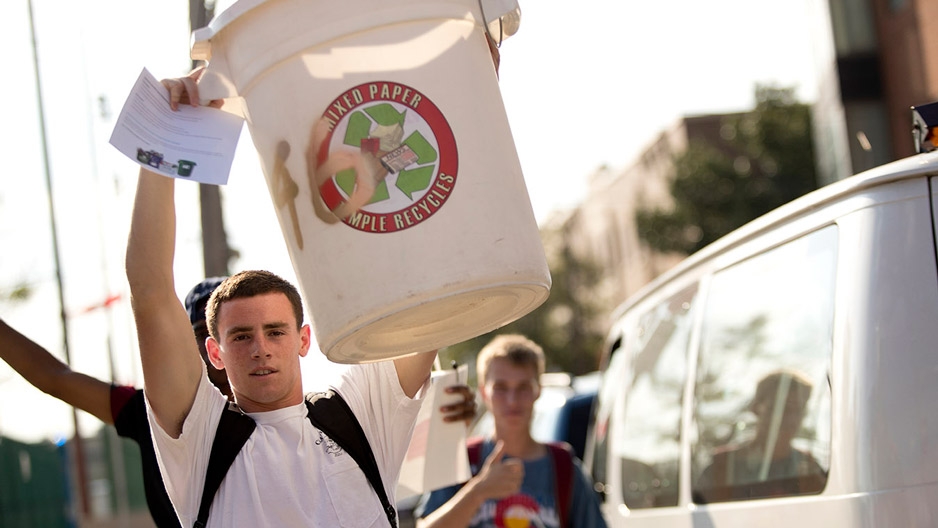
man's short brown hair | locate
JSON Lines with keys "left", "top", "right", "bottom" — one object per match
{"left": 476, "top": 334, "right": 545, "bottom": 385}
{"left": 205, "top": 270, "right": 304, "bottom": 341}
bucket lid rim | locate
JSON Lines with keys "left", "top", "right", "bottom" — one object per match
{"left": 192, "top": 0, "right": 268, "bottom": 44}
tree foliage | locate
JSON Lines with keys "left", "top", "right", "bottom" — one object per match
{"left": 438, "top": 223, "right": 606, "bottom": 383}
{"left": 0, "top": 196, "right": 33, "bottom": 303}
{"left": 637, "top": 85, "right": 818, "bottom": 255}
{"left": 1, "top": 283, "right": 32, "bottom": 303}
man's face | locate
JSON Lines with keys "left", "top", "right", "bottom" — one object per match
{"left": 481, "top": 358, "right": 540, "bottom": 434}
{"left": 206, "top": 292, "right": 310, "bottom": 412}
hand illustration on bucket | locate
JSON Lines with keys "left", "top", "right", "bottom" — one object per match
{"left": 307, "top": 117, "right": 377, "bottom": 224}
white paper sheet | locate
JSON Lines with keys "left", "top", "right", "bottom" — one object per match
{"left": 109, "top": 68, "right": 244, "bottom": 185}
{"left": 397, "top": 363, "right": 472, "bottom": 500}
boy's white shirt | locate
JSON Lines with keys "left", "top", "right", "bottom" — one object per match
{"left": 147, "top": 360, "right": 426, "bottom": 527}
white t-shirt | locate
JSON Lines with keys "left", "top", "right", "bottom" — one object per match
{"left": 147, "top": 360, "right": 425, "bottom": 527}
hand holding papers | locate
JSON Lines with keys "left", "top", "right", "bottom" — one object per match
{"left": 109, "top": 68, "right": 243, "bottom": 185}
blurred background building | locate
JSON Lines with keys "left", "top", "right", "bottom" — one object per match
{"left": 556, "top": 0, "right": 938, "bottom": 344}
{"left": 811, "top": 0, "right": 938, "bottom": 184}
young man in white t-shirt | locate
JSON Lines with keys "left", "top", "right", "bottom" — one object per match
{"left": 125, "top": 69, "right": 438, "bottom": 527}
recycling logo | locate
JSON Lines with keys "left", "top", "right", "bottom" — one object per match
{"left": 317, "top": 81, "right": 458, "bottom": 233}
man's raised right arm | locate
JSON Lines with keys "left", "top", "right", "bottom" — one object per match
{"left": 126, "top": 165, "right": 204, "bottom": 438}
{"left": 125, "top": 69, "right": 226, "bottom": 437}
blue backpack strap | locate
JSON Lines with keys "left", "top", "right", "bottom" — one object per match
{"left": 306, "top": 390, "right": 398, "bottom": 528}
{"left": 547, "top": 442, "right": 575, "bottom": 528}
{"left": 195, "top": 403, "right": 256, "bottom": 528}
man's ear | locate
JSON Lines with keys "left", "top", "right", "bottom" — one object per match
{"left": 206, "top": 337, "right": 225, "bottom": 369}
{"left": 298, "top": 324, "right": 311, "bottom": 358}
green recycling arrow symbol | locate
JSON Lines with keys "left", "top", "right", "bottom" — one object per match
{"left": 335, "top": 105, "right": 438, "bottom": 204}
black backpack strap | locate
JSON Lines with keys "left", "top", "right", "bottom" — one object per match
{"left": 306, "top": 390, "right": 398, "bottom": 528}
{"left": 194, "top": 403, "right": 256, "bottom": 528}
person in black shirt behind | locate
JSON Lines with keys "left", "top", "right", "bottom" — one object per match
{"left": 0, "top": 277, "right": 228, "bottom": 528}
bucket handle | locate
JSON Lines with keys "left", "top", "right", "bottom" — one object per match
{"left": 477, "top": 0, "right": 521, "bottom": 47}
{"left": 477, "top": 0, "right": 505, "bottom": 48}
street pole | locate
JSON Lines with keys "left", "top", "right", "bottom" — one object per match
{"left": 26, "top": 0, "right": 90, "bottom": 519}
{"left": 189, "top": 0, "right": 233, "bottom": 277}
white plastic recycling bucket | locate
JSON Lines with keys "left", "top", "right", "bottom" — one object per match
{"left": 192, "top": 0, "right": 549, "bottom": 363}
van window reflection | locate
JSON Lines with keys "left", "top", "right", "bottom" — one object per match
{"left": 692, "top": 226, "right": 836, "bottom": 503}
{"left": 694, "top": 370, "right": 826, "bottom": 501}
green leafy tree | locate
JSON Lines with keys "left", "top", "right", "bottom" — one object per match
{"left": 439, "top": 223, "right": 605, "bottom": 383}
{"left": 637, "top": 85, "right": 817, "bottom": 254}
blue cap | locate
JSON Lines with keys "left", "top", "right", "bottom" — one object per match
{"left": 184, "top": 276, "right": 227, "bottom": 325}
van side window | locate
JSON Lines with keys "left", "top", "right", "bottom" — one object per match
{"left": 692, "top": 226, "right": 836, "bottom": 503}
{"left": 616, "top": 284, "right": 698, "bottom": 509}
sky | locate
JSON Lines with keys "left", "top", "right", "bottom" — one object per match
{"left": 0, "top": 0, "right": 818, "bottom": 443}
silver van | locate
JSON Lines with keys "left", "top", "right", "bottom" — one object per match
{"left": 584, "top": 147, "right": 938, "bottom": 526}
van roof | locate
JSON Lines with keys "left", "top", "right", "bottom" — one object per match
{"left": 610, "top": 150, "right": 938, "bottom": 321}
